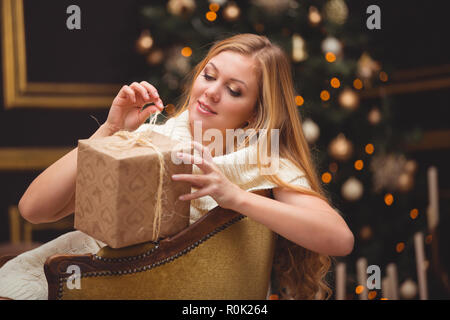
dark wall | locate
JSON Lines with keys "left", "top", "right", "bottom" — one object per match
{"left": 0, "top": 0, "right": 147, "bottom": 243}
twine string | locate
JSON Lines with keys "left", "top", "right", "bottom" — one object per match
{"left": 103, "top": 112, "right": 165, "bottom": 241}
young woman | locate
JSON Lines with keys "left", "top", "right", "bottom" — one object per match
{"left": 0, "top": 33, "right": 353, "bottom": 300}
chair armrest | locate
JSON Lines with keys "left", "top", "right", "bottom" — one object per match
{"left": 45, "top": 206, "right": 272, "bottom": 300}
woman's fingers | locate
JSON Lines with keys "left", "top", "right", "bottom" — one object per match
{"left": 176, "top": 152, "right": 214, "bottom": 173}
{"left": 130, "top": 82, "right": 150, "bottom": 105}
{"left": 138, "top": 105, "right": 158, "bottom": 122}
{"left": 118, "top": 82, "right": 164, "bottom": 111}
{"left": 122, "top": 85, "right": 136, "bottom": 104}
{"left": 178, "top": 188, "right": 212, "bottom": 201}
{"left": 129, "top": 81, "right": 165, "bottom": 111}
{"left": 140, "top": 81, "right": 158, "bottom": 99}
{"left": 191, "top": 141, "right": 214, "bottom": 162}
{"left": 140, "top": 81, "right": 164, "bottom": 111}
{"left": 172, "top": 174, "right": 209, "bottom": 188}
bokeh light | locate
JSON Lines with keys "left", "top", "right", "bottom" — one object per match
{"left": 209, "top": 3, "right": 220, "bottom": 12}
{"left": 295, "top": 95, "right": 304, "bottom": 106}
{"left": 353, "top": 78, "right": 363, "bottom": 90}
{"left": 354, "top": 160, "right": 364, "bottom": 170}
{"left": 355, "top": 285, "right": 364, "bottom": 295}
{"left": 410, "top": 208, "right": 419, "bottom": 219}
{"left": 322, "top": 172, "right": 332, "bottom": 183}
{"left": 325, "top": 52, "right": 336, "bottom": 63}
{"left": 330, "top": 77, "right": 341, "bottom": 88}
{"left": 329, "top": 162, "right": 338, "bottom": 173}
{"left": 365, "top": 143, "right": 375, "bottom": 154}
{"left": 181, "top": 47, "right": 192, "bottom": 57}
{"left": 320, "top": 90, "right": 330, "bottom": 101}
{"left": 384, "top": 193, "right": 394, "bottom": 206}
{"left": 379, "top": 71, "right": 388, "bottom": 82}
{"left": 368, "top": 291, "right": 377, "bottom": 300}
{"left": 396, "top": 242, "right": 405, "bottom": 253}
{"left": 206, "top": 11, "right": 217, "bottom": 21}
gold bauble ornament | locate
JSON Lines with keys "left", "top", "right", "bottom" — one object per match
{"left": 359, "top": 225, "right": 373, "bottom": 241}
{"left": 167, "top": 0, "right": 196, "bottom": 16}
{"left": 308, "top": 6, "right": 322, "bottom": 26}
{"left": 339, "top": 88, "right": 360, "bottom": 110}
{"left": 400, "top": 279, "right": 418, "bottom": 299}
{"left": 147, "top": 48, "right": 164, "bottom": 66}
{"left": 165, "top": 46, "right": 191, "bottom": 75}
{"left": 368, "top": 107, "right": 381, "bottom": 125}
{"left": 341, "top": 176, "right": 364, "bottom": 201}
{"left": 302, "top": 118, "right": 320, "bottom": 144}
{"left": 223, "top": 2, "right": 240, "bottom": 22}
{"left": 136, "top": 30, "right": 154, "bottom": 55}
{"left": 357, "top": 52, "right": 381, "bottom": 80}
{"left": 324, "top": 0, "right": 349, "bottom": 25}
{"left": 209, "top": 0, "right": 227, "bottom": 5}
{"left": 397, "top": 172, "right": 414, "bottom": 193}
{"left": 404, "top": 159, "right": 418, "bottom": 174}
{"left": 321, "top": 37, "right": 343, "bottom": 56}
{"left": 370, "top": 153, "right": 414, "bottom": 193}
{"left": 252, "top": 0, "right": 292, "bottom": 15}
{"left": 328, "top": 133, "right": 354, "bottom": 161}
{"left": 292, "top": 33, "right": 308, "bottom": 62}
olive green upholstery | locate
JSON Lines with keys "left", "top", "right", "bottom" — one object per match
{"left": 44, "top": 207, "right": 277, "bottom": 300}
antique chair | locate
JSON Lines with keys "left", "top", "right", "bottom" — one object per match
{"left": 1, "top": 204, "right": 278, "bottom": 300}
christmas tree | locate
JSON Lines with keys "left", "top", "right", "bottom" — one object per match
{"left": 133, "top": 0, "right": 442, "bottom": 299}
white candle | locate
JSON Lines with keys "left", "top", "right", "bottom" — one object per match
{"left": 414, "top": 232, "right": 428, "bottom": 300}
{"left": 427, "top": 166, "right": 439, "bottom": 232}
{"left": 386, "top": 263, "right": 399, "bottom": 300}
{"left": 356, "top": 257, "right": 368, "bottom": 300}
{"left": 382, "top": 277, "right": 391, "bottom": 299}
{"left": 335, "top": 262, "right": 346, "bottom": 300}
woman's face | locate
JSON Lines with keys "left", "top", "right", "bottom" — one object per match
{"left": 188, "top": 51, "right": 260, "bottom": 138}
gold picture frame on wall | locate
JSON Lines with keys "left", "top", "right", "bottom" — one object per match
{"left": 1, "top": 0, "right": 121, "bottom": 108}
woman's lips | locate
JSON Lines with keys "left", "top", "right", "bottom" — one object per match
{"left": 197, "top": 101, "right": 217, "bottom": 115}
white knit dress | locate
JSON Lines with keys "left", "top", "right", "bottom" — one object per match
{"left": 0, "top": 110, "right": 311, "bottom": 300}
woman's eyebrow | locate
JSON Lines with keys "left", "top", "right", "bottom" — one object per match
{"left": 208, "top": 62, "right": 248, "bottom": 89}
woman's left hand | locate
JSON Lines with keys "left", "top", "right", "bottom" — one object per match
{"left": 171, "top": 141, "right": 243, "bottom": 210}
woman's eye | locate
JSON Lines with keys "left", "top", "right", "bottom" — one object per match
{"left": 229, "top": 88, "right": 241, "bottom": 97}
{"left": 203, "top": 74, "right": 214, "bottom": 81}
{"left": 202, "top": 73, "right": 241, "bottom": 97}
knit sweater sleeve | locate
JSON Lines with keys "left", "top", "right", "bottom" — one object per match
{"left": 134, "top": 113, "right": 191, "bottom": 142}
{"left": 189, "top": 156, "right": 312, "bottom": 224}
{"left": 276, "top": 158, "right": 312, "bottom": 190}
{"left": 244, "top": 160, "right": 311, "bottom": 193}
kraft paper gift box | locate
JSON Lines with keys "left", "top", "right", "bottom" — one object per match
{"left": 74, "top": 130, "right": 192, "bottom": 248}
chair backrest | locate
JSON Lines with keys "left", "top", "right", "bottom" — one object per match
{"left": 45, "top": 206, "right": 277, "bottom": 300}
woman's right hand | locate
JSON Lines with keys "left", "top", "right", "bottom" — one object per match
{"left": 105, "top": 81, "right": 165, "bottom": 134}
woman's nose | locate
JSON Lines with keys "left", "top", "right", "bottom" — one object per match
{"left": 205, "top": 85, "right": 220, "bottom": 103}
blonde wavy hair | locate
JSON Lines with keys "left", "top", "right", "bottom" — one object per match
{"left": 171, "top": 33, "right": 333, "bottom": 299}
